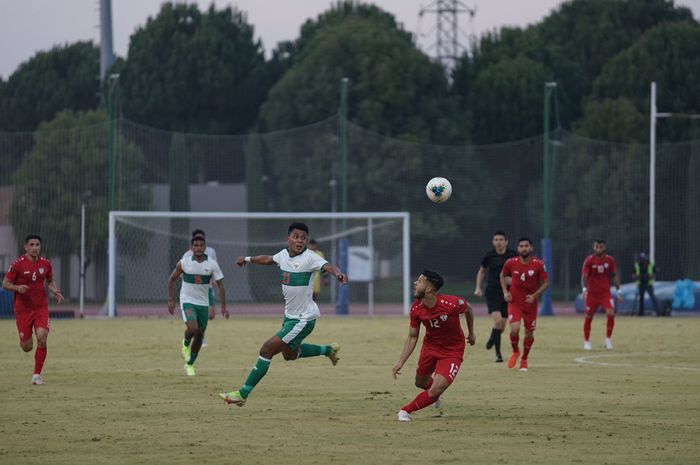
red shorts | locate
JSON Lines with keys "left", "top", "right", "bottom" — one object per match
{"left": 416, "top": 349, "right": 462, "bottom": 384}
{"left": 585, "top": 294, "right": 614, "bottom": 315}
{"left": 508, "top": 303, "right": 537, "bottom": 331}
{"left": 14, "top": 307, "right": 50, "bottom": 342}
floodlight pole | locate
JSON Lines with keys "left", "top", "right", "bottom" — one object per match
{"left": 540, "top": 82, "right": 557, "bottom": 316}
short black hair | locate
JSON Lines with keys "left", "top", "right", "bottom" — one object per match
{"left": 288, "top": 222, "right": 309, "bottom": 235}
{"left": 191, "top": 236, "right": 205, "bottom": 245}
{"left": 191, "top": 229, "right": 205, "bottom": 238}
{"left": 24, "top": 234, "right": 41, "bottom": 244}
{"left": 594, "top": 239, "right": 606, "bottom": 244}
{"left": 517, "top": 237, "right": 532, "bottom": 245}
{"left": 422, "top": 269, "right": 444, "bottom": 291}
{"left": 493, "top": 230, "right": 507, "bottom": 238}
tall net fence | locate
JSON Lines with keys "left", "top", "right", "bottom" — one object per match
{"left": 0, "top": 116, "right": 698, "bottom": 315}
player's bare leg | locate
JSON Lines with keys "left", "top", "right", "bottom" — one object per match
{"left": 583, "top": 310, "right": 594, "bottom": 350}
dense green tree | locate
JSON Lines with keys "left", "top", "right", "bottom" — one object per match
{"left": 10, "top": 109, "right": 150, "bottom": 291}
{"left": 591, "top": 21, "right": 700, "bottom": 141}
{"left": 0, "top": 41, "right": 100, "bottom": 131}
{"left": 453, "top": 0, "right": 694, "bottom": 141}
{"left": 119, "top": 2, "right": 269, "bottom": 134}
{"left": 573, "top": 98, "right": 646, "bottom": 142}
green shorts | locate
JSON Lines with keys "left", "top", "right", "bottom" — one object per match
{"left": 181, "top": 303, "right": 209, "bottom": 333}
{"left": 275, "top": 316, "right": 316, "bottom": 350}
{"left": 208, "top": 287, "right": 215, "bottom": 306}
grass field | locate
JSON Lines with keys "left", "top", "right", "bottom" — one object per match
{"left": 1, "top": 315, "right": 699, "bottom": 465}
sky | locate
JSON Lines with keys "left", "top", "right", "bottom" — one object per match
{"left": 1, "top": 0, "right": 699, "bottom": 79}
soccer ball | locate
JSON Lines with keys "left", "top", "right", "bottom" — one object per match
{"left": 425, "top": 177, "right": 452, "bottom": 203}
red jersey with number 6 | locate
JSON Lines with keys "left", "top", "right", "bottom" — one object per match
{"left": 410, "top": 294, "right": 468, "bottom": 357}
{"left": 502, "top": 257, "right": 548, "bottom": 309}
{"left": 582, "top": 254, "right": 616, "bottom": 298}
{"left": 5, "top": 256, "right": 54, "bottom": 312}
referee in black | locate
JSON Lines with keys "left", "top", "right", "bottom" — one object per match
{"left": 474, "top": 230, "right": 517, "bottom": 362}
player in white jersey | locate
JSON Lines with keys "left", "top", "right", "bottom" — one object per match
{"left": 219, "top": 222, "right": 348, "bottom": 407}
{"left": 183, "top": 229, "right": 218, "bottom": 347}
{"left": 168, "top": 236, "right": 228, "bottom": 376}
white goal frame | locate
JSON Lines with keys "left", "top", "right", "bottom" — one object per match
{"left": 107, "top": 211, "right": 411, "bottom": 318}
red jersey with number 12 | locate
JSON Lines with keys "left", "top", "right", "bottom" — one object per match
{"left": 410, "top": 294, "right": 468, "bottom": 357}
{"left": 5, "top": 256, "right": 54, "bottom": 312}
{"left": 582, "top": 254, "right": 616, "bottom": 297}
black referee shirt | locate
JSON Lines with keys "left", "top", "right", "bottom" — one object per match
{"left": 481, "top": 248, "right": 518, "bottom": 290}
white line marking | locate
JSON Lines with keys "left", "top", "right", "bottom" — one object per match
{"left": 574, "top": 353, "right": 700, "bottom": 372}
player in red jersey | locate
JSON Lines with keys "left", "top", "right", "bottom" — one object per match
{"left": 500, "top": 238, "right": 548, "bottom": 372}
{"left": 392, "top": 270, "right": 475, "bottom": 422}
{"left": 2, "top": 235, "right": 63, "bottom": 385}
{"left": 581, "top": 240, "right": 622, "bottom": 351}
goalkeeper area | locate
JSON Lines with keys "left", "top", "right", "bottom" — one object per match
{"left": 107, "top": 211, "right": 410, "bottom": 317}
{"left": 1, "top": 316, "right": 699, "bottom": 464}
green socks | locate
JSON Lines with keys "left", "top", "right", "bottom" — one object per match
{"left": 187, "top": 351, "right": 198, "bottom": 365}
{"left": 240, "top": 356, "right": 271, "bottom": 398}
{"left": 299, "top": 344, "right": 328, "bottom": 358}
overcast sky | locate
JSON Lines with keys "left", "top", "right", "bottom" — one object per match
{"left": 1, "top": 0, "right": 699, "bottom": 78}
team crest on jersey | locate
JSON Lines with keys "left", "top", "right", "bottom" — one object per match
{"left": 528, "top": 270, "right": 534, "bottom": 276}
{"left": 440, "top": 314, "right": 448, "bottom": 321}
{"left": 39, "top": 267, "right": 45, "bottom": 275}
{"left": 293, "top": 263, "right": 300, "bottom": 270}
{"left": 459, "top": 299, "right": 464, "bottom": 305}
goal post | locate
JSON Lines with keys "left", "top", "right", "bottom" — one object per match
{"left": 107, "top": 211, "right": 410, "bottom": 318}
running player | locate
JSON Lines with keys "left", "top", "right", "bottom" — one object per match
{"left": 474, "top": 230, "right": 517, "bottom": 362}
{"left": 219, "top": 222, "right": 348, "bottom": 407}
{"left": 168, "top": 235, "right": 228, "bottom": 376}
{"left": 581, "top": 239, "right": 621, "bottom": 350}
{"left": 500, "top": 238, "right": 548, "bottom": 372}
{"left": 393, "top": 270, "right": 475, "bottom": 422}
{"left": 2, "top": 234, "right": 63, "bottom": 385}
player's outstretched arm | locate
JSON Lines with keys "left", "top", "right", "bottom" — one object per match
{"left": 236, "top": 255, "right": 274, "bottom": 267}
{"left": 322, "top": 263, "right": 348, "bottom": 285}
{"left": 392, "top": 326, "right": 419, "bottom": 379}
{"left": 167, "top": 262, "right": 184, "bottom": 315}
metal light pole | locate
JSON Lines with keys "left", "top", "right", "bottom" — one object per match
{"left": 107, "top": 73, "right": 119, "bottom": 212}
{"left": 79, "top": 191, "right": 92, "bottom": 318}
{"left": 540, "top": 81, "right": 557, "bottom": 316}
{"left": 337, "top": 77, "right": 350, "bottom": 315}
{"left": 648, "top": 81, "right": 700, "bottom": 263}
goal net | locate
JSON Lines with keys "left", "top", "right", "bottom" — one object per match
{"left": 107, "top": 212, "right": 410, "bottom": 317}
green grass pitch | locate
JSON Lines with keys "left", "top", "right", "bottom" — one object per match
{"left": 1, "top": 315, "right": 699, "bottom": 465}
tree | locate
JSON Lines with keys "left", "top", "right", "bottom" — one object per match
{"left": 119, "top": 2, "right": 269, "bottom": 134}
{"left": 0, "top": 41, "right": 100, "bottom": 132}
{"left": 10, "top": 109, "right": 150, "bottom": 292}
{"left": 591, "top": 21, "right": 700, "bottom": 141}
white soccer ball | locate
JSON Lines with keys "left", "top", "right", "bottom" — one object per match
{"left": 425, "top": 177, "right": 452, "bottom": 203}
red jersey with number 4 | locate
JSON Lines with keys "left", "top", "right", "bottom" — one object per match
{"left": 502, "top": 257, "right": 548, "bottom": 306}
{"left": 5, "top": 256, "right": 53, "bottom": 312}
{"left": 582, "top": 254, "right": 616, "bottom": 297}
{"left": 410, "top": 294, "right": 468, "bottom": 357}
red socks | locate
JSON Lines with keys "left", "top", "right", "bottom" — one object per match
{"left": 34, "top": 347, "right": 47, "bottom": 375}
{"left": 510, "top": 332, "right": 520, "bottom": 353}
{"left": 583, "top": 316, "right": 592, "bottom": 340}
{"left": 401, "top": 390, "right": 437, "bottom": 413}
{"left": 606, "top": 315, "right": 615, "bottom": 338}
{"left": 523, "top": 336, "right": 534, "bottom": 360}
